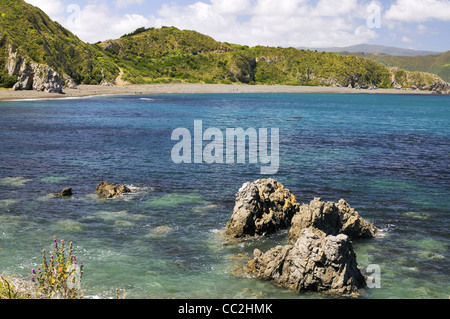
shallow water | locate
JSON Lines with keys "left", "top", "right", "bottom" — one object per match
{"left": 0, "top": 93, "right": 448, "bottom": 299}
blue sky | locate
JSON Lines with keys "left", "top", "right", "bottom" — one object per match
{"left": 25, "top": 0, "right": 450, "bottom": 52}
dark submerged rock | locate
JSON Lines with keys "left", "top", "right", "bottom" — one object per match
{"left": 50, "top": 187, "right": 73, "bottom": 198}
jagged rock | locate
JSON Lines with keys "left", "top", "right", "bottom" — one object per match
{"left": 50, "top": 187, "right": 73, "bottom": 198}
{"left": 429, "top": 79, "right": 450, "bottom": 94}
{"left": 99, "top": 40, "right": 125, "bottom": 56}
{"left": 246, "top": 227, "right": 366, "bottom": 296}
{"left": 6, "top": 47, "right": 23, "bottom": 76}
{"left": 11, "top": 61, "right": 63, "bottom": 93}
{"left": 6, "top": 45, "right": 63, "bottom": 93}
{"left": 224, "top": 179, "right": 299, "bottom": 238}
{"left": 96, "top": 181, "right": 131, "bottom": 199}
{"left": 63, "top": 75, "right": 78, "bottom": 89}
{"left": 288, "top": 198, "right": 377, "bottom": 242}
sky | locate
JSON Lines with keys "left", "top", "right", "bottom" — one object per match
{"left": 25, "top": 0, "right": 450, "bottom": 52}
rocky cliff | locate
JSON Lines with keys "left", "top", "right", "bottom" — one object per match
{"left": 6, "top": 45, "right": 63, "bottom": 93}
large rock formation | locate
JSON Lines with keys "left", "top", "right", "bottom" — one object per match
{"left": 225, "top": 180, "right": 379, "bottom": 297}
{"left": 246, "top": 227, "right": 366, "bottom": 296}
{"left": 6, "top": 45, "right": 63, "bottom": 93}
{"left": 96, "top": 181, "right": 131, "bottom": 199}
{"left": 289, "top": 198, "right": 377, "bottom": 242}
{"left": 224, "top": 179, "right": 299, "bottom": 238}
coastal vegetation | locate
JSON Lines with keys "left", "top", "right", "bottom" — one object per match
{"left": 1, "top": 0, "right": 449, "bottom": 93}
{"left": 100, "top": 26, "right": 392, "bottom": 88}
{"left": 340, "top": 50, "right": 450, "bottom": 83}
{"left": 0, "top": 0, "right": 118, "bottom": 86}
{"left": 1, "top": 237, "right": 84, "bottom": 299}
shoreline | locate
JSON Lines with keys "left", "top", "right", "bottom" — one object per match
{"left": 0, "top": 83, "right": 438, "bottom": 101}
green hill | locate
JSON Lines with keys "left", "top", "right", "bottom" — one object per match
{"left": 101, "top": 27, "right": 448, "bottom": 92}
{"left": 100, "top": 27, "right": 393, "bottom": 88}
{"left": 0, "top": 0, "right": 118, "bottom": 90}
{"left": 0, "top": 0, "right": 449, "bottom": 94}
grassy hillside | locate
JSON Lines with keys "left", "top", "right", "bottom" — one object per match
{"left": 98, "top": 26, "right": 393, "bottom": 88}
{"left": 100, "top": 26, "right": 240, "bottom": 84}
{"left": 340, "top": 51, "right": 450, "bottom": 83}
{"left": 0, "top": 0, "right": 118, "bottom": 86}
{"left": 249, "top": 46, "right": 392, "bottom": 88}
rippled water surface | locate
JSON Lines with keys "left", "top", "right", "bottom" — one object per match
{"left": 0, "top": 93, "right": 448, "bottom": 299}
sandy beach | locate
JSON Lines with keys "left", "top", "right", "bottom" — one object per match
{"left": 0, "top": 83, "right": 435, "bottom": 101}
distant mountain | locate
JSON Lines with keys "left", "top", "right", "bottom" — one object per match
{"left": 1, "top": 1, "right": 449, "bottom": 94}
{"left": 306, "top": 44, "right": 439, "bottom": 56}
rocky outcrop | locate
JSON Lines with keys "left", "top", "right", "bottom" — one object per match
{"left": 428, "top": 79, "right": 450, "bottom": 95}
{"left": 226, "top": 180, "right": 379, "bottom": 297}
{"left": 62, "top": 75, "right": 78, "bottom": 89}
{"left": 224, "top": 179, "right": 299, "bottom": 238}
{"left": 96, "top": 181, "right": 131, "bottom": 199}
{"left": 100, "top": 40, "right": 125, "bottom": 56}
{"left": 288, "top": 198, "right": 377, "bottom": 242}
{"left": 6, "top": 45, "right": 63, "bottom": 93}
{"left": 246, "top": 227, "right": 366, "bottom": 296}
{"left": 390, "top": 67, "right": 450, "bottom": 94}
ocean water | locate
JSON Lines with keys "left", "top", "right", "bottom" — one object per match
{"left": 0, "top": 93, "right": 448, "bottom": 299}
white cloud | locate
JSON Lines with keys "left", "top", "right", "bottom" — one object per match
{"left": 416, "top": 24, "right": 428, "bottom": 34}
{"left": 24, "top": 0, "right": 385, "bottom": 47}
{"left": 25, "top": 0, "right": 149, "bottom": 43}
{"left": 153, "top": 0, "right": 378, "bottom": 48}
{"left": 210, "top": 0, "right": 252, "bottom": 15}
{"left": 63, "top": 4, "right": 149, "bottom": 43}
{"left": 402, "top": 36, "right": 412, "bottom": 43}
{"left": 115, "top": 0, "right": 144, "bottom": 9}
{"left": 26, "top": 0, "right": 65, "bottom": 17}
{"left": 385, "top": 0, "right": 450, "bottom": 23}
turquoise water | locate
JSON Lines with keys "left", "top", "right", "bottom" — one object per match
{"left": 0, "top": 93, "right": 448, "bottom": 299}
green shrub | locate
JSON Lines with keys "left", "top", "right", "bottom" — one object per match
{"left": 0, "top": 73, "right": 17, "bottom": 88}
